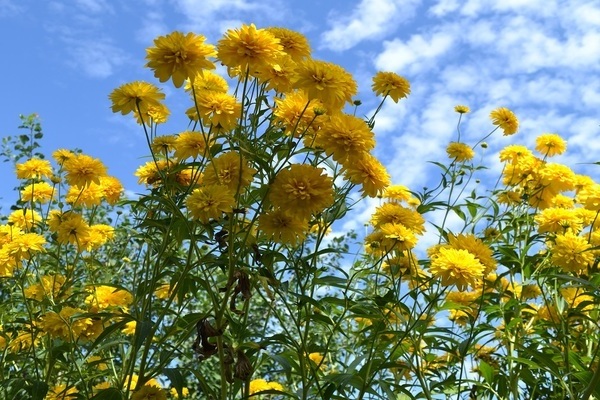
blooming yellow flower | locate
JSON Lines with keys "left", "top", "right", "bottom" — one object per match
{"left": 429, "top": 248, "right": 485, "bottom": 291}
{"left": 371, "top": 71, "right": 411, "bottom": 103}
{"left": 273, "top": 91, "right": 325, "bottom": 137}
{"left": 63, "top": 154, "right": 108, "bottom": 187}
{"left": 202, "top": 151, "right": 257, "bottom": 193}
{"left": 343, "top": 153, "right": 390, "bottom": 197}
{"left": 173, "top": 131, "right": 213, "bottom": 160}
{"left": 371, "top": 202, "right": 425, "bottom": 234}
{"left": 20, "top": 181, "right": 55, "bottom": 203}
{"left": 54, "top": 212, "right": 91, "bottom": 246}
{"left": 265, "top": 27, "right": 311, "bottom": 61}
{"left": 294, "top": 59, "right": 357, "bottom": 111}
{"left": 576, "top": 183, "right": 600, "bottom": 211}
{"left": 186, "top": 185, "right": 235, "bottom": 223}
{"left": 446, "top": 142, "right": 474, "bottom": 162}
{"left": 258, "top": 208, "right": 308, "bottom": 245}
{"left": 85, "top": 285, "right": 133, "bottom": 311}
{"left": 269, "top": 164, "right": 334, "bottom": 218}
{"left": 490, "top": 107, "right": 519, "bottom": 136}
{"left": 316, "top": 114, "right": 375, "bottom": 162}
{"left": 538, "top": 163, "right": 576, "bottom": 193}
{"left": 535, "top": 133, "right": 567, "bottom": 157}
{"left": 134, "top": 102, "right": 170, "bottom": 125}
{"left": 122, "top": 321, "right": 137, "bottom": 336}
{"left": 52, "top": 149, "right": 75, "bottom": 165}
{"left": 16, "top": 158, "right": 53, "bottom": 180}
{"left": 146, "top": 31, "right": 216, "bottom": 88}
{"left": 249, "top": 379, "right": 284, "bottom": 395}
{"left": 188, "top": 92, "right": 242, "bottom": 133}
{"left": 66, "top": 183, "right": 104, "bottom": 207}
{"left": 39, "top": 307, "right": 92, "bottom": 341}
{"left": 217, "top": 23, "right": 283, "bottom": 73}
{"left": 254, "top": 54, "right": 298, "bottom": 93}
{"left": 447, "top": 234, "right": 496, "bottom": 276}
{"left": 551, "top": 231, "right": 594, "bottom": 274}
{"left": 379, "top": 223, "right": 419, "bottom": 252}
{"left": 382, "top": 184, "right": 413, "bottom": 203}
{"left": 499, "top": 145, "right": 533, "bottom": 164}
{"left": 535, "top": 207, "right": 583, "bottom": 234}
{"left": 132, "top": 385, "right": 167, "bottom": 400}
{"left": 185, "top": 70, "right": 228, "bottom": 95}
{"left": 5, "top": 232, "right": 46, "bottom": 261}
{"left": 100, "top": 176, "right": 123, "bottom": 204}
{"left": 454, "top": 105, "right": 470, "bottom": 114}
{"left": 24, "top": 274, "right": 69, "bottom": 301}
{"left": 8, "top": 208, "right": 41, "bottom": 231}
{"left": 109, "top": 81, "right": 165, "bottom": 119}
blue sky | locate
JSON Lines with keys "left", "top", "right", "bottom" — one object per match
{"left": 1, "top": 0, "right": 600, "bottom": 233}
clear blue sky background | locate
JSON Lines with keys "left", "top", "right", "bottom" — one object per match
{"left": 1, "top": 0, "right": 599, "bottom": 233}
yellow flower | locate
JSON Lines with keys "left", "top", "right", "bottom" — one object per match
{"left": 173, "top": 131, "right": 213, "bottom": 160}
{"left": 52, "top": 149, "right": 75, "bottom": 165}
{"left": 447, "top": 234, "right": 496, "bottom": 276}
{"left": 20, "top": 181, "right": 55, "bottom": 203}
{"left": 446, "top": 142, "right": 474, "bottom": 162}
{"left": 382, "top": 184, "right": 413, "bottom": 203}
{"left": 39, "top": 307, "right": 92, "bottom": 341}
{"left": 265, "top": 27, "right": 311, "bottom": 61}
{"left": 63, "top": 154, "right": 108, "bottom": 187}
{"left": 454, "top": 105, "right": 470, "bottom": 114}
{"left": 132, "top": 386, "right": 167, "bottom": 400}
{"left": 122, "top": 321, "right": 137, "bottom": 335}
{"left": 254, "top": 54, "right": 298, "bottom": 93}
{"left": 343, "top": 153, "right": 390, "bottom": 197}
{"left": 371, "top": 202, "right": 425, "bottom": 234}
{"left": 294, "top": 59, "right": 357, "bottom": 111}
{"left": 145, "top": 31, "right": 216, "bottom": 88}
{"left": 55, "top": 212, "right": 90, "bottom": 245}
{"left": 66, "top": 183, "right": 104, "bottom": 207}
{"left": 45, "top": 384, "right": 79, "bottom": 400}
{"left": 490, "top": 107, "right": 519, "bottom": 136}
{"left": 535, "top": 133, "right": 567, "bottom": 157}
{"left": 188, "top": 92, "right": 242, "bottom": 133}
{"left": 186, "top": 185, "right": 235, "bottom": 223}
{"left": 202, "top": 151, "right": 257, "bottom": 193}
{"left": 499, "top": 145, "right": 533, "bottom": 163}
{"left": 429, "top": 248, "right": 485, "bottom": 291}
{"left": 308, "top": 352, "right": 326, "bottom": 370}
{"left": 269, "top": 164, "right": 334, "bottom": 218}
{"left": 134, "top": 102, "right": 170, "bottom": 125}
{"left": 576, "top": 183, "right": 600, "bottom": 211}
{"left": 170, "top": 387, "right": 190, "bottom": 398}
{"left": 100, "top": 176, "right": 123, "bottom": 204}
{"left": 273, "top": 91, "right": 325, "bottom": 137}
{"left": 561, "top": 286, "right": 594, "bottom": 311}
{"left": 371, "top": 71, "right": 411, "bottom": 103}
{"left": 24, "top": 274, "right": 69, "bottom": 301}
{"left": 217, "top": 23, "right": 283, "bottom": 72}
{"left": 379, "top": 223, "right": 419, "bottom": 252}
{"left": 185, "top": 70, "right": 228, "bottom": 94}
{"left": 538, "top": 163, "right": 576, "bottom": 193}
{"left": 154, "top": 283, "right": 173, "bottom": 300}
{"left": 535, "top": 207, "right": 583, "bottom": 234}
{"left": 85, "top": 285, "right": 133, "bottom": 311}
{"left": 315, "top": 114, "right": 375, "bottom": 162}
{"left": 109, "top": 81, "right": 165, "bottom": 119}
{"left": 5, "top": 232, "right": 46, "bottom": 261}
{"left": 551, "top": 231, "right": 594, "bottom": 274}
{"left": 16, "top": 158, "right": 53, "bottom": 180}
{"left": 382, "top": 251, "right": 418, "bottom": 277}
{"left": 249, "top": 379, "right": 284, "bottom": 395}
{"left": 258, "top": 208, "right": 308, "bottom": 245}
{"left": 8, "top": 208, "right": 41, "bottom": 230}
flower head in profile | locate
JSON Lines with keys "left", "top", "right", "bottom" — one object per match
{"left": 269, "top": 164, "right": 334, "bottom": 218}
{"left": 8, "top": 209, "right": 41, "bottom": 231}
{"left": 316, "top": 114, "right": 376, "bottom": 163}
{"left": 186, "top": 185, "right": 235, "bottom": 223}
{"left": 20, "top": 181, "right": 55, "bottom": 203}
{"left": 132, "top": 385, "right": 167, "bottom": 400}
{"left": 109, "top": 81, "right": 165, "bottom": 119}
{"left": 185, "top": 70, "right": 228, "bottom": 95}
{"left": 202, "top": 151, "right": 257, "bottom": 193}
{"left": 16, "top": 158, "right": 53, "bottom": 180}
{"left": 63, "top": 154, "right": 108, "bottom": 187}
{"left": 273, "top": 91, "right": 325, "bottom": 137}
{"left": 371, "top": 202, "right": 425, "bottom": 234}
{"left": 85, "top": 285, "right": 133, "bottom": 311}
{"left": 258, "top": 208, "right": 308, "bottom": 245}
{"left": 145, "top": 31, "right": 216, "bottom": 88}
{"left": 383, "top": 184, "right": 413, "bottom": 203}
{"left": 535, "top": 133, "right": 567, "bottom": 157}
{"left": 429, "top": 247, "right": 485, "bottom": 291}
{"left": 490, "top": 107, "right": 519, "bottom": 136}
{"left": 551, "top": 231, "right": 594, "bottom": 275}
{"left": 343, "top": 153, "right": 390, "bottom": 197}
{"left": 249, "top": 379, "right": 284, "bottom": 395}
{"left": 454, "top": 105, "right": 470, "bottom": 114}
{"left": 173, "top": 131, "right": 213, "bottom": 160}
{"left": 265, "top": 27, "right": 311, "bottom": 61}
{"left": 448, "top": 234, "right": 496, "bottom": 276}
{"left": 371, "top": 71, "right": 411, "bottom": 103}
{"left": 446, "top": 142, "right": 474, "bottom": 162}
{"left": 188, "top": 92, "right": 241, "bottom": 133}
{"left": 217, "top": 23, "right": 283, "bottom": 73}
{"left": 294, "top": 59, "right": 357, "bottom": 111}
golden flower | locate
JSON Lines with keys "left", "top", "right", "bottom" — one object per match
{"left": 63, "top": 154, "right": 108, "bottom": 187}
{"left": 429, "top": 248, "right": 485, "bottom": 291}
{"left": 446, "top": 142, "right": 475, "bottom": 162}
{"left": 343, "top": 153, "right": 390, "bottom": 197}
{"left": 258, "top": 208, "right": 308, "bottom": 245}
{"left": 24, "top": 274, "right": 69, "bottom": 301}
{"left": 535, "top": 133, "right": 567, "bottom": 157}
{"left": 254, "top": 54, "right": 297, "bottom": 93}
{"left": 52, "top": 149, "right": 75, "bottom": 165}
{"left": 8, "top": 208, "right": 41, "bottom": 231}
{"left": 447, "top": 234, "right": 496, "bottom": 276}
{"left": 188, "top": 92, "right": 242, "bottom": 133}
{"left": 16, "top": 158, "right": 53, "bottom": 180}
{"left": 5, "top": 232, "right": 46, "bottom": 261}
{"left": 454, "top": 105, "right": 470, "bottom": 114}
{"left": 551, "top": 231, "right": 594, "bottom": 274}
{"left": 134, "top": 102, "right": 170, "bottom": 125}
{"left": 535, "top": 207, "right": 583, "bottom": 234}
{"left": 66, "top": 183, "right": 104, "bottom": 207}
{"left": 170, "top": 387, "right": 190, "bottom": 398}
{"left": 55, "top": 212, "right": 91, "bottom": 245}
{"left": 308, "top": 352, "right": 326, "bottom": 370}
{"left": 173, "top": 131, "right": 213, "bottom": 160}
{"left": 186, "top": 185, "right": 236, "bottom": 223}
{"left": 145, "top": 31, "right": 216, "bottom": 88}
{"left": 315, "top": 114, "right": 376, "bottom": 162}
{"left": 382, "top": 251, "right": 418, "bottom": 277}
{"left": 202, "top": 151, "right": 257, "bottom": 193}
{"left": 132, "top": 385, "right": 167, "bottom": 400}
{"left": 371, "top": 202, "right": 425, "bottom": 234}
{"left": 273, "top": 91, "right": 325, "bottom": 137}
{"left": 20, "top": 181, "right": 55, "bottom": 203}
{"left": 294, "top": 59, "right": 357, "bottom": 111}
{"left": 122, "top": 321, "right": 137, "bottom": 336}
{"left": 382, "top": 184, "right": 413, "bottom": 203}
{"left": 109, "top": 81, "right": 165, "bottom": 119}
{"left": 154, "top": 283, "right": 173, "bottom": 300}
{"left": 371, "top": 71, "right": 411, "bottom": 103}
{"left": 490, "top": 107, "right": 519, "bottom": 136}
{"left": 561, "top": 286, "right": 594, "bottom": 311}
{"left": 379, "top": 223, "right": 419, "bottom": 252}
{"left": 185, "top": 70, "right": 228, "bottom": 94}
{"left": 135, "top": 159, "right": 170, "bottom": 186}
{"left": 85, "top": 285, "right": 133, "bottom": 311}
{"left": 217, "top": 23, "right": 283, "bottom": 72}
{"left": 265, "top": 27, "right": 311, "bottom": 61}
{"left": 498, "top": 145, "right": 533, "bottom": 164}
{"left": 249, "top": 379, "right": 284, "bottom": 395}
{"left": 576, "top": 183, "right": 600, "bottom": 211}
{"left": 150, "top": 135, "right": 178, "bottom": 156}
{"left": 39, "top": 307, "right": 92, "bottom": 341}
{"left": 100, "top": 176, "right": 124, "bottom": 204}
{"left": 269, "top": 164, "right": 334, "bottom": 218}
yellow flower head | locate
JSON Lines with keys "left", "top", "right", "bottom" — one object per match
{"left": 8, "top": 208, "right": 41, "bottom": 231}
{"left": 379, "top": 222, "right": 419, "bottom": 252}
{"left": 294, "top": 59, "right": 357, "bottom": 111}
{"left": 265, "top": 27, "right": 311, "bottom": 61}
{"left": 67, "top": 183, "right": 104, "bottom": 207}
{"left": 371, "top": 202, "right": 425, "bottom": 234}
{"left": 273, "top": 91, "right": 325, "bottom": 137}
{"left": 202, "top": 151, "right": 257, "bottom": 193}
{"left": 188, "top": 92, "right": 242, "bottom": 133}
{"left": 269, "top": 164, "right": 334, "bottom": 218}
{"left": 185, "top": 69, "right": 228, "bottom": 95}
{"left": 5, "top": 232, "right": 46, "bottom": 261}
{"left": 447, "top": 234, "right": 496, "bottom": 276}
{"left": 20, "top": 181, "right": 55, "bottom": 203}
{"left": 109, "top": 81, "right": 165, "bottom": 119}
{"left": 85, "top": 285, "right": 133, "bottom": 311}
{"left": 576, "top": 183, "right": 600, "bottom": 211}
{"left": 24, "top": 274, "right": 69, "bottom": 302}
{"left": 535, "top": 133, "right": 567, "bottom": 157}
{"left": 173, "top": 131, "right": 213, "bottom": 160}
{"left": 382, "top": 184, "right": 413, "bottom": 203}
{"left": 217, "top": 23, "right": 283, "bottom": 73}
{"left": 429, "top": 247, "right": 485, "bottom": 291}
{"left": 39, "top": 307, "right": 92, "bottom": 341}
{"left": 454, "top": 105, "right": 470, "bottom": 114}
{"left": 315, "top": 114, "right": 376, "bottom": 163}
{"left": 63, "top": 154, "right": 108, "bottom": 187}
{"left": 249, "top": 379, "right": 284, "bottom": 395}
{"left": 343, "top": 153, "right": 390, "bottom": 197}
{"left": 145, "top": 31, "right": 216, "bottom": 88}
{"left": 52, "top": 149, "right": 75, "bottom": 165}
{"left": 490, "top": 107, "right": 519, "bottom": 136}
{"left": 446, "top": 142, "right": 475, "bottom": 162}
{"left": 132, "top": 385, "right": 167, "bottom": 400}
{"left": 100, "top": 176, "right": 124, "bottom": 204}
{"left": 499, "top": 145, "right": 533, "bottom": 164}
{"left": 134, "top": 102, "right": 170, "bottom": 125}
{"left": 253, "top": 54, "right": 298, "bottom": 93}
{"left": 16, "top": 158, "right": 53, "bottom": 180}
{"left": 535, "top": 207, "right": 583, "bottom": 234}
{"left": 186, "top": 185, "right": 235, "bottom": 223}
{"left": 258, "top": 208, "right": 308, "bottom": 245}
{"left": 371, "top": 71, "right": 411, "bottom": 103}
{"left": 54, "top": 212, "right": 90, "bottom": 245}
{"left": 551, "top": 231, "right": 594, "bottom": 274}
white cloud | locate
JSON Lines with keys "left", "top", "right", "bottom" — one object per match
{"left": 0, "top": 0, "right": 22, "bottom": 16}
{"left": 320, "top": 0, "right": 420, "bottom": 52}
{"left": 375, "top": 30, "right": 455, "bottom": 74}
{"left": 428, "top": 0, "right": 460, "bottom": 17}
{"left": 66, "top": 39, "right": 129, "bottom": 78}
{"left": 75, "top": 0, "right": 114, "bottom": 14}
